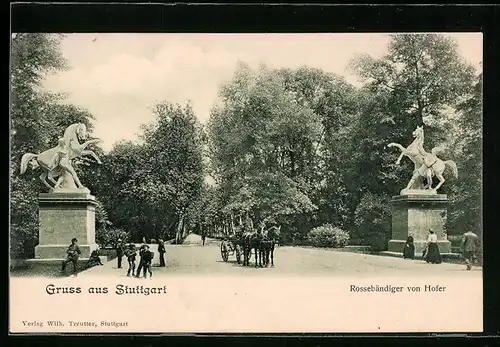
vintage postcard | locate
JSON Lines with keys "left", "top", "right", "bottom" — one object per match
{"left": 9, "top": 32, "right": 483, "bottom": 333}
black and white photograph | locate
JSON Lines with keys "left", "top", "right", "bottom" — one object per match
{"left": 9, "top": 32, "right": 483, "bottom": 333}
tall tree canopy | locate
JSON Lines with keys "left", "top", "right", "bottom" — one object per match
{"left": 11, "top": 33, "right": 482, "bottom": 258}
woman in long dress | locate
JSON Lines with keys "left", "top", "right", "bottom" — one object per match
{"left": 425, "top": 229, "right": 442, "bottom": 264}
{"left": 403, "top": 235, "right": 415, "bottom": 259}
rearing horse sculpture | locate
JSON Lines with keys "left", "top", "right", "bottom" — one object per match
{"left": 387, "top": 125, "right": 458, "bottom": 193}
{"left": 19, "top": 123, "right": 101, "bottom": 191}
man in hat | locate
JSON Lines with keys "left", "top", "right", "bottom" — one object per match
{"left": 62, "top": 238, "right": 81, "bottom": 276}
{"left": 141, "top": 244, "right": 154, "bottom": 278}
{"left": 135, "top": 244, "right": 147, "bottom": 278}
{"left": 461, "top": 230, "right": 479, "bottom": 270}
{"left": 124, "top": 244, "right": 137, "bottom": 276}
{"left": 158, "top": 239, "right": 166, "bottom": 267}
{"left": 116, "top": 238, "right": 125, "bottom": 269}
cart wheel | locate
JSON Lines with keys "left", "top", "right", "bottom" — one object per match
{"left": 236, "top": 244, "right": 242, "bottom": 264}
{"left": 221, "top": 241, "right": 229, "bottom": 262}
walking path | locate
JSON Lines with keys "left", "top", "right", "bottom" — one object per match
{"left": 78, "top": 234, "right": 481, "bottom": 278}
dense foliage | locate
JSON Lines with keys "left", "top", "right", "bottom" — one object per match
{"left": 10, "top": 33, "right": 482, "bottom": 257}
{"left": 306, "top": 225, "right": 350, "bottom": 248}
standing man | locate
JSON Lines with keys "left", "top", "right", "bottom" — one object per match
{"left": 62, "top": 238, "right": 81, "bottom": 276}
{"left": 116, "top": 238, "right": 124, "bottom": 269}
{"left": 125, "top": 244, "right": 137, "bottom": 277}
{"left": 158, "top": 239, "right": 166, "bottom": 267}
{"left": 135, "top": 244, "right": 147, "bottom": 278}
{"left": 141, "top": 245, "right": 154, "bottom": 278}
{"left": 461, "top": 230, "right": 479, "bottom": 270}
{"left": 201, "top": 231, "right": 206, "bottom": 246}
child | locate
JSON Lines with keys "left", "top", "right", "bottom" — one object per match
{"left": 125, "top": 244, "right": 137, "bottom": 277}
{"left": 87, "top": 248, "right": 104, "bottom": 268}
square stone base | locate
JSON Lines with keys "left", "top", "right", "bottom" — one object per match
{"left": 35, "top": 191, "right": 98, "bottom": 260}
{"left": 389, "top": 194, "right": 450, "bottom": 254}
{"left": 34, "top": 243, "right": 99, "bottom": 259}
{"left": 388, "top": 239, "right": 451, "bottom": 254}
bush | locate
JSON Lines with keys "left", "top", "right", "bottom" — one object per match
{"left": 97, "top": 228, "right": 130, "bottom": 248}
{"left": 306, "top": 224, "right": 350, "bottom": 248}
{"left": 447, "top": 234, "right": 463, "bottom": 247}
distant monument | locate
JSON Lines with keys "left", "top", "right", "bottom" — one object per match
{"left": 385, "top": 125, "right": 458, "bottom": 255}
{"left": 19, "top": 123, "right": 102, "bottom": 264}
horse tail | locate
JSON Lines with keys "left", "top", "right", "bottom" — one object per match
{"left": 445, "top": 160, "right": 458, "bottom": 179}
{"left": 20, "top": 153, "right": 37, "bottom": 174}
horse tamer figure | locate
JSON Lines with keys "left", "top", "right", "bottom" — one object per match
{"left": 19, "top": 123, "right": 102, "bottom": 192}
{"left": 387, "top": 125, "right": 458, "bottom": 194}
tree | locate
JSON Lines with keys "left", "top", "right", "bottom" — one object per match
{"left": 208, "top": 64, "right": 324, "bottom": 239}
{"left": 347, "top": 34, "right": 477, "bottom": 249}
{"left": 95, "top": 102, "right": 206, "bottom": 244}
{"left": 350, "top": 33, "right": 475, "bottom": 147}
{"left": 10, "top": 34, "right": 99, "bottom": 258}
{"left": 448, "top": 73, "right": 482, "bottom": 237}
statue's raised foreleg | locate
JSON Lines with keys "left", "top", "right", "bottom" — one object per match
{"left": 387, "top": 143, "right": 407, "bottom": 165}
{"left": 80, "top": 149, "right": 102, "bottom": 164}
{"left": 80, "top": 138, "right": 101, "bottom": 148}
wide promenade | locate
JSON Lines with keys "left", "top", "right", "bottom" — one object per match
{"left": 81, "top": 234, "right": 481, "bottom": 278}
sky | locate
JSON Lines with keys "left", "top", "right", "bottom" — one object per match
{"left": 40, "top": 33, "right": 483, "bottom": 152}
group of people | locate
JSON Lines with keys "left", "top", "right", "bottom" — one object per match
{"left": 60, "top": 237, "right": 168, "bottom": 277}
{"left": 402, "top": 229, "right": 480, "bottom": 270}
{"left": 115, "top": 238, "right": 167, "bottom": 278}
{"left": 60, "top": 237, "right": 105, "bottom": 276}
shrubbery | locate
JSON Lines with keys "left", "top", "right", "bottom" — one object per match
{"left": 96, "top": 228, "right": 130, "bottom": 248}
{"left": 306, "top": 224, "right": 350, "bottom": 248}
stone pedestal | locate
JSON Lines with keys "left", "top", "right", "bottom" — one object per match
{"left": 387, "top": 194, "right": 451, "bottom": 254}
{"left": 34, "top": 191, "right": 98, "bottom": 259}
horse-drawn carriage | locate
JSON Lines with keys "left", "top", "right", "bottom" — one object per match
{"left": 220, "top": 234, "right": 245, "bottom": 264}
{"left": 220, "top": 225, "right": 281, "bottom": 267}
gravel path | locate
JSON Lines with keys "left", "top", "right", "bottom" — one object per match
{"left": 80, "top": 235, "right": 481, "bottom": 278}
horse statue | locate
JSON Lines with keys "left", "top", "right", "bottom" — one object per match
{"left": 387, "top": 125, "right": 458, "bottom": 194}
{"left": 19, "top": 123, "right": 102, "bottom": 192}
{"left": 261, "top": 225, "right": 281, "bottom": 267}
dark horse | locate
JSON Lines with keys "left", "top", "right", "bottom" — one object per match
{"left": 242, "top": 231, "right": 264, "bottom": 267}
{"left": 261, "top": 225, "right": 281, "bottom": 267}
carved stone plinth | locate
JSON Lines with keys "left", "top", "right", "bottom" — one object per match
{"left": 33, "top": 191, "right": 98, "bottom": 259}
{"left": 387, "top": 194, "right": 451, "bottom": 255}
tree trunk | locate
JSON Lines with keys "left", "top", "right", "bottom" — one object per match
{"left": 175, "top": 210, "right": 185, "bottom": 244}
{"left": 182, "top": 220, "right": 187, "bottom": 239}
